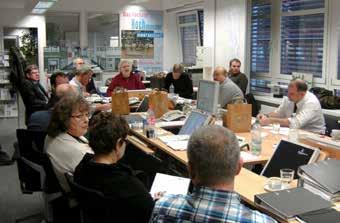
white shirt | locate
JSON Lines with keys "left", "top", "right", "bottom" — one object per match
{"left": 45, "top": 133, "right": 93, "bottom": 192}
{"left": 70, "top": 77, "right": 85, "bottom": 96}
{"left": 275, "top": 91, "right": 325, "bottom": 134}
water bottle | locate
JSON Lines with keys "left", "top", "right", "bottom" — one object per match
{"left": 169, "top": 84, "right": 175, "bottom": 94}
{"left": 251, "top": 119, "right": 262, "bottom": 155}
{"left": 215, "top": 104, "right": 224, "bottom": 126}
{"left": 146, "top": 106, "right": 156, "bottom": 138}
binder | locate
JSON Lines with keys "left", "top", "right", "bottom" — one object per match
{"left": 254, "top": 187, "right": 332, "bottom": 221}
{"left": 296, "top": 208, "right": 340, "bottom": 223}
{"left": 298, "top": 159, "right": 340, "bottom": 195}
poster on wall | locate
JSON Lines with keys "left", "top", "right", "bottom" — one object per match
{"left": 121, "top": 30, "right": 154, "bottom": 59}
{"left": 120, "top": 9, "right": 163, "bottom": 73}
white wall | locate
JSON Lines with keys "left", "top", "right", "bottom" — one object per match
{"left": 162, "top": 0, "right": 248, "bottom": 77}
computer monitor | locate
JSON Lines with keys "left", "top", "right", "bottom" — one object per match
{"left": 261, "top": 140, "right": 320, "bottom": 179}
{"left": 197, "top": 80, "right": 219, "bottom": 114}
{"left": 178, "top": 110, "right": 211, "bottom": 135}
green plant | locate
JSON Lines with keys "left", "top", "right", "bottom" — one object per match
{"left": 20, "top": 30, "right": 38, "bottom": 64}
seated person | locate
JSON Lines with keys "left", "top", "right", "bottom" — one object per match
{"left": 257, "top": 79, "right": 326, "bottom": 134}
{"left": 228, "top": 58, "right": 248, "bottom": 95}
{"left": 70, "top": 64, "right": 110, "bottom": 112}
{"left": 106, "top": 60, "right": 145, "bottom": 96}
{"left": 213, "top": 66, "right": 244, "bottom": 108}
{"left": 28, "top": 84, "right": 77, "bottom": 131}
{"left": 150, "top": 125, "right": 276, "bottom": 223}
{"left": 69, "top": 64, "right": 93, "bottom": 97}
{"left": 48, "top": 71, "right": 69, "bottom": 108}
{"left": 68, "top": 57, "right": 98, "bottom": 94}
{"left": 21, "top": 64, "right": 49, "bottom": 122}
{"left": 165, "top": 64, "right": 193, "bottom": 99}
{"left": 45, "top": 95, "right": 93, "bottom": 192}
{"left": 74, "top": 112, "right": 154, "bottom": 223}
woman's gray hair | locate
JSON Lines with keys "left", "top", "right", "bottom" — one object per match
{"left": 118, "top": 60, "right": 132, "bottom": 70}
{"left": 75, "top": 64, "right": 92, "bottom": 76}
{"left": 187, "top": 125, "right": 240, "bottom": 186}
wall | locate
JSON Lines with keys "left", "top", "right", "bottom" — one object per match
{"left": 162, "top": 0, "right": 248, "bottom": 77}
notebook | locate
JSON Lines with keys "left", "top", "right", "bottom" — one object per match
{"left": 261, "top": 140, "right": 319, "bottom": 179}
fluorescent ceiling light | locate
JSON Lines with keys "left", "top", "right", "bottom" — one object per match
{"left": 32, "top": 0, "right": 58, "bottom": 14}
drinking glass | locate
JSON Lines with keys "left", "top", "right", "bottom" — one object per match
{"left": 280, "top": 168, "right": 294, "bottom": 188}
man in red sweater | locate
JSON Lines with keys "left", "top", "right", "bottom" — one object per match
{"left": 106, "top": 60, "right": 145, "bottom": 96}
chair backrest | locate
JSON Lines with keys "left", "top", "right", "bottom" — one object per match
{"left": 65, "top": 172, "right": 111, "bottom": 223}
{"left": 15, "top": 129, "right": 62, "bottom": 194}
{"left": 245, "top": 93, "right": 261, "bottom": 117}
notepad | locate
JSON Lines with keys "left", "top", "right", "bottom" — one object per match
{"left": 150, "top": 173, "right": 190, "bottom": 198}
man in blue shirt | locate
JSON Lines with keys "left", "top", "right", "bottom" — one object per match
{"left": 150, "top": 125, "right": 277, "bottom": 223}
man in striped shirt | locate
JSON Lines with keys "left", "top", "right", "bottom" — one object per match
{"left": 150, "top": 126, "right": 276, "bottom": 223}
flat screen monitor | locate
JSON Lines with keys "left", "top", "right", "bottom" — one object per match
{"left": 197, "top": 80, "right": 219, "bottom": 114}
{"left": 178, "top": 110, "right": 210, "bottom": 135}
{"left": 261, "top": 140, "right": 320, "bottom": 179}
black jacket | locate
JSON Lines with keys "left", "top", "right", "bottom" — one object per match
{"left": 20, "top": 79, "right": 49, "bottom": 120}
{"left": 74, "top": 153, "right": 155, "bottom": 223}
{"left": 164, "top": 72, "right": 193, "bottom": 99}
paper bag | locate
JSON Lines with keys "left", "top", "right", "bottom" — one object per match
{"left": 224, "top": 103, "right": 252, "bottom": 133}
{"left": 111, "top": 88, "right": 130, "bottom": 115}
{"left": 148, "top": 90, "right": 168, "bottom": 118}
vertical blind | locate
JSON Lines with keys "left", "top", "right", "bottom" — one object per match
{"left": 280, "top": 0, "right": 325, "bottom": 78}
{"left": 250, "top": 0, "right": 271, "bottom": 74}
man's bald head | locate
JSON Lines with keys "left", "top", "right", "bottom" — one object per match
{"left": 55, "top": 83, "right": 77, "bottom": 98}
{"left": 213, "top": 66, "right": 228, "bottom": 83}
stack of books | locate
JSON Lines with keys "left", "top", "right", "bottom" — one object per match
{"left": 298, "top": 159, "right": 340, "bottom": 202}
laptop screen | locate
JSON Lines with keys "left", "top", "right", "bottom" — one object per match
{"left": 261, "top": 140, "right": 319, "bottom": 179}
{"left": 178, "top": 111, "right": 209, "bottom": 135}
{"left": 136, "top": 96, "right": 149, "bottom": 112}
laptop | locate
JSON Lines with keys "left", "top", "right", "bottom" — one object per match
{"left": 178, "top": 110, "right": 211, "bottom": 135}
{"left": 136, "top": 96, "right": 149, "bottom": 112}
{"left": 261, "top": 140, "right": 320, "bottom": 179}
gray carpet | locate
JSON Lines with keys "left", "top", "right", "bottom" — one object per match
{"left": 0, "top": 118, "right": 44, "bottom": 223}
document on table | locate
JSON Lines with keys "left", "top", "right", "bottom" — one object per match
{"left": 241, "top": 151, "right": 260, "bottom": 162}
{"left": 158, "top": 135, "right": 190, "bottom": 151}
{"left": 150, "top": 173, "right": 190, "bottom": 198}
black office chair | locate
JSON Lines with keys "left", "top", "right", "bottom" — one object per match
{"left": 324, "top": 115, "right": 340, "bottom": 136}
{"left": 245, "top": 93, "right": 261, "bottom": 117}
{"left": 15, "top": 129, "right": 65, "bottom": 223}
{"left": 65, "top": 172, "right": 112, "bottom": 223}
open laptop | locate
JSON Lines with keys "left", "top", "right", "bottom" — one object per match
{"left": 261, "top": 140, "right": 320, "bottom": 179}
{"left": 136, "top": 96, "right": 149, "bottom": 112}
{"left": 158, "top": 110, "right": 212, "bottom": 150}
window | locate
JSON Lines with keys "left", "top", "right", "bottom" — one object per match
{"left": 250, "top": 0, "right": 271, "bottom": 74}
{"left": 177, "top": 10, "right": 204, "bottom": 66}
{"left": 249, "top": 0, "right": 328, "bottom": 94}
{"left": 280, "top": 0, "right": 325, "bottom": 78}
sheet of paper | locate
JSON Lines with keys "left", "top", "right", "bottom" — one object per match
{"left": 150, "top": 173, "right": 190, "bottom": 197}
{"left": 241, "top": 151, "right": 259, "bottom": 162}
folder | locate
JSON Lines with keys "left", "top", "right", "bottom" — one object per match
{"left": 254, "top": 187, "right": 332, "bottom": 221}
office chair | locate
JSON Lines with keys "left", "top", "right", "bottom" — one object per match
{"left": 324, "top": 115, "right": 340, "bottom": 136}
{"left": 15, "top": 129, "right": 64, "bottom": 223}
{"left": 65, "top": 172, "right": 111, "bottom": 223}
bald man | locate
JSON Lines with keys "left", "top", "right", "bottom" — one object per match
{"left": 213, "top": 66, "right": 244, "bottom": 108}
{"left": 257, "top": 79, "right": 325, "bottom": 134}
{"left": 28, "top": 84, "right": 77, "bottom": 131}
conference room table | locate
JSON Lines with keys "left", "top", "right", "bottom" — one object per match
{"left": 127, "top": 119, "right": 340, "bottom": 223}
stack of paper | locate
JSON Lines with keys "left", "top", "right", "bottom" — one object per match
{"left": 158, "top": 135, "right": 190, "bottom": 151}
{"left": 150, "top": 173, "right": 190, "bottom": 198}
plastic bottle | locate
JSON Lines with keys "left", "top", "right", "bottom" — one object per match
{"left": 169, "top": 84, "right": 175, "bottom": 94}
{"left": 215, "top": 104, "right": 224, "bottom": 126}
{"left": 146, "top": 106, "right": 156, "bottom": 138}
{"left": 251, "top": 119, "right": 262, "bottom": 155}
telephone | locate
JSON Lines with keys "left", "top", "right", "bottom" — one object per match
{"left": 162, "top": 110, "right": 186, "bottom": 122}
{"left": 128, "top": 97, "right": 140, "bottom": 105}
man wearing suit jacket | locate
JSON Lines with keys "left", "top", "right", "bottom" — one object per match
{"left": 21, "top": 64, "right": 49, "bottom": 123}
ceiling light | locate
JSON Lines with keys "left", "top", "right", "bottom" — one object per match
{"left": 32, "top": 0, "right": 58, "bottom": 14}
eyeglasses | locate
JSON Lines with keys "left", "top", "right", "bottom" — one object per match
{"left": 121, "top": 137, "right": 128, "bottom": 144}
{"left": 71, "top": 113, "right": 90, "bottom": 119}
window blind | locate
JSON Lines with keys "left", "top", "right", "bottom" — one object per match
{"left": 250, "top": 0, "right": 271, "bottom": 74}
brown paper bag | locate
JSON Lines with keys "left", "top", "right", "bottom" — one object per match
{"left": 224, "top": 102, "right": 252, "bottom": 133}
{"left": 111, "top": 88, "right": 130, "bottom": 115}
{"left": 148, "top": 90, "right": 168, "bottom": 118}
